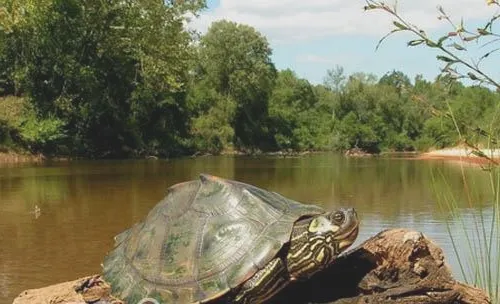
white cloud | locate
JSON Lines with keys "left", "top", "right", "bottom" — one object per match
{"left": 189, "top": 0, "right": 496, "bottom": 44}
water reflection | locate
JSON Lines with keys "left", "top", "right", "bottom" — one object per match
{"left": 0, "top": 153, "right": 496, "bottom": 302}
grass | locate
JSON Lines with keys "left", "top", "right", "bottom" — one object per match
{"left": 431, "top": 106, "right": 500, "bottom": 302}
{"left": 432, "top": 166, "right": 499, "bottom": 300}
{"left": 363, "top": 2, "right": 500, "bottom": 299}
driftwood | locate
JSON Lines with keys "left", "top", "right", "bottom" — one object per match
{"left": 270, "top": 228, "right": 490, "bottom": 304}
{"left": 13, "top": 229, "right": 490, "bottom": 304}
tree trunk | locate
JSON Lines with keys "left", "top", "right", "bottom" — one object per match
{"left": 13, "top": 229, "right": 490, "bottom": 304}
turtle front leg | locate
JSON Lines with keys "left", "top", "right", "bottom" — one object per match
{"left": 75, "top": 275, "right": 123, "bottom": 304}
{"left": 234, "top": 257, "right": 290, "bottom": 304}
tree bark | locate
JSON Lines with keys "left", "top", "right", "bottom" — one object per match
{"left": 13, "top": 229, "right": 490, "bottom": 304}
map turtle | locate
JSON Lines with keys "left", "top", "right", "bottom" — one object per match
{"left": 99, "top": 174, "right": 359, "bottom": 303}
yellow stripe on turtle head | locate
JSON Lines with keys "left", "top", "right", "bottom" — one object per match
{"left": 308, "top": 216, "right": 339, "bottom": 234}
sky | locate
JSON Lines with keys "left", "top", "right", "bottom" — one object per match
{"left": 189, "top": 0, "right": 500, "bottom": 85}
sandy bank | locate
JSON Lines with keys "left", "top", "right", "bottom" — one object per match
{"left": 0, "top": 151, "right": 45, "bottom": 164}
{"left": 419, "top": 147, "right": 500, "bottom": 165}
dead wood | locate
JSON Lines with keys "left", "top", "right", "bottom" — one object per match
{"left": 13, "top": 229, "right": 490, "bottom": 304}
{"left": 270, "top": 229, "right": 490, "bottom": 304}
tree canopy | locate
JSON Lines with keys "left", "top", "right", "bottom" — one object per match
{"left": 1, "top": 0, "right": 499, "bottom": 158}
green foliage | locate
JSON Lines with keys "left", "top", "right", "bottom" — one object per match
{"left": 17, "top": 110, "right": 66, "bottom": 153}
{"left": 420, "top": 116, "right": 457, "bottom": 148}
{"left": 268, "top": 70, "right": 330, "bottom": 151}
{"left": 191, "top": 20, "right": 277, "bottom": 151}
{"left": 334, "top": 111, "right": 379, "bottom": 152}
{"left": 324, "top": 65, "right": 346, "bottom": 93}
{"left": 0, "top": 96, "right": 65, "bottom": 152}
{"left": 0, "top": 96, "right": 24, "bottom": 126}
{"left": 0, "top": 0, "right": 205, "bottom": 157}
{"left": 0, "top": 96, "right": 25, "bottom": 147}
{"left": 1, "top": 1, "right": 499, "bottom": 158}
{"left": 331, "top": 72, "right": 422, "bottom": 152}
{"left": 187, "top": 80, "right": 236, "bottom": 153}
{"left": 379, "top": 70, "right": 411, "bottom": 95}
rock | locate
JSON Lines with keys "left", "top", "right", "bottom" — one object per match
{"left": 13, "top": 229, "right": 490, "bottom": 304}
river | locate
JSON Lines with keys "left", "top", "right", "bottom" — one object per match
{"left": 0, "top": 153, "right": 497, "bottom": 303}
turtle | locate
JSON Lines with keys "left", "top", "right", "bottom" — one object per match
{"left": 99, "top": 174, "right": 359, "bottom": 304}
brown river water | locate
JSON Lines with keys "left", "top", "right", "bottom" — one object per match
{"left": 0, "top": 153, "right": 496, "bottom": 303}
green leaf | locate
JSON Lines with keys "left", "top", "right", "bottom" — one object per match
{"left": 471, "top": 149, "right": 487, "bottom": 158}
{"left": 426, "top": 40, "right": 438, "bottom": 47}
{"left": 467, "top": 72, "right": 478, "bottom": 80}
{"left": 393, "top": 21, "right": 408, "bottom": 30}
{"left": 442, "top": 62, "right": 456, "bottom": 72}
{"left": 363, "top": 4, "right": 378, "bottom": 10}
{"left": 477, "top": 28, "right": 490, "bottom": 35}
{"left": 436, "top": 55, "right": 456, "bottom": 63}
{"left": 437, "top": 35, "right": 450, "bottom": 46}
{"left": 463, "top": 35, "right": 479, "bottom": 41}
{"left": 375, "top": 29, "right": 402, "bottom": 51}
{"left": 450, "top": 43, "right": 466, "bottom": 51}
{"left": 407, "top": 39, "right": 425, "bottom": 46}
{"left": 437, "top": 6, "right": 445, "bottom": 16}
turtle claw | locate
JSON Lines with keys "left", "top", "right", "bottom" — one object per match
{"left": 75, "top": 275, "right": 102, "bottom": 293}
{"left": 75, "top": 275, "right": 122, "bottom": 304}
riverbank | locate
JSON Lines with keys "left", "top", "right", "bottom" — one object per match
{"left": 0, "top": 151, "right": 45, "bottom": 163}
{"left": 418, "top": 147, "right": 500, "bottom": 165}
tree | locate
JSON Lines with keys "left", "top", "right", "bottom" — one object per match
{"left": 268, "top": 69, "right": 330, "bottom": 150}
{"left": 191, "top": 20, "right": 277, "bottom": 151}
{"left": 323, "top": 65, "right": 346, "bottom": 93}
{"left": 379, "top": 70, "right": 411, "bottom": 95}
{"left": 0, "top": 0, "right": 205, "bottom": 156}
{"left": 186, "top": 76, "right": 236, "bottom": 154}
{"left": 323, "top": 65, "right": 346, "bottom": 120}
{"left": 329, "top": 71, "right": 429, "bottom": 152}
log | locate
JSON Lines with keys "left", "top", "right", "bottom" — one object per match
{"left": 13, "top": 229, "right": 490, "bottom": 304}
{"left": 270, "top": 228, "right": 490, "bottom": 304}
{"left": 12, "top": 276, "right": 118, "bottom": 304}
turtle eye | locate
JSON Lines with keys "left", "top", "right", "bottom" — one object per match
{"left": 332, "top": 211, "right": 345, "bottom": 224}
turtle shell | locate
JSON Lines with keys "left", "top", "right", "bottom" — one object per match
{"left": 102, "top": 174, "right": 324, "bottom": 304}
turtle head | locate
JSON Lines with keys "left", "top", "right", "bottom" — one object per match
{"left": 286, "top": 208, "right": 359, "bottom": 280}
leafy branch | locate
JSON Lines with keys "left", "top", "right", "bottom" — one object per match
{"left": 364, "top": 0, "right": 500, "bottom": 90}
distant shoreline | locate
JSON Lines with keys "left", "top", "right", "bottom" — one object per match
{"left": 2, "top": 147, "right": 500, "bottom": 165}
{"left": 0, "top": 149, "right": 317, "bottom": 164}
